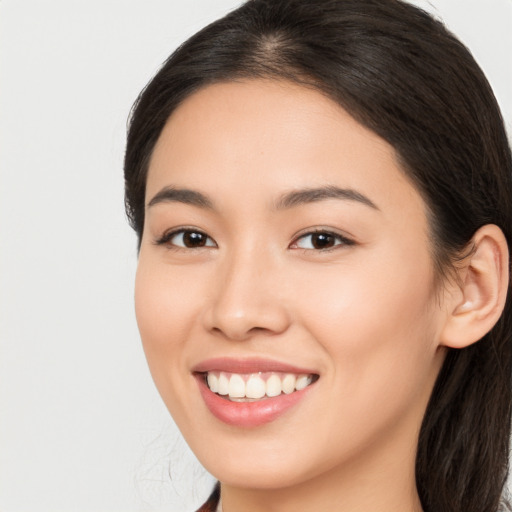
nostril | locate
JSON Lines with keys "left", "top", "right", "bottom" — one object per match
{"left": 249, "top": 326, "right": 270, "bottom": 334}
{"left": 210, "top": 324, "right": 283, "bottom": 341}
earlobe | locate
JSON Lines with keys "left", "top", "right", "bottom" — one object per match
{"left": 440, "top": 224, "right": 509, "bottom": 349}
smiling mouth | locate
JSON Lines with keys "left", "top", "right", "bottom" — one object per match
{"left": 201, "top": 371, "right": 319, "bottom": 402}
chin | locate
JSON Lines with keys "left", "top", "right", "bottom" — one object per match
{"left": 187, "top": 431, "right": 334, "bottom": 491}
{"left": 206, "top": 460, "right": 312, "bottom": 490}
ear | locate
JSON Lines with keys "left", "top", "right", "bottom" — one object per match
{"left": 439, "top": 224, "right": 509, "bottom": 349}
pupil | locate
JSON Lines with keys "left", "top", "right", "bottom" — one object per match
{"left": 312, "top": 233, "right": 334, "bottom": 249}
{"left": 184, "top": 231, "right": 206, "bottom": 247}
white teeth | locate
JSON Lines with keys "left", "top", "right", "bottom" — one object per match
{"left": 295, "top": 374, "right": 312, "bottom": 391}
{"left": 228, "top": 374, "right": 246, "bottom": 398}
{"left": 217, "top": 373, "right": 229, "bottom": 395}
{"left": 266, "top": 374, "right": 282, "bottom": 397}
{"left": 207, "top": 373, "right": 219, "bottom": 393}
{"left": 282, "top": 374, "right": 296, "bottom": 394}
{"left": 246, "top": 375, "right": 266, "bottom": 399}
{"left": 207, "top": 371, "right": 316, "bottom": 400}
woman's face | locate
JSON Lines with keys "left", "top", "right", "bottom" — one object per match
{"left": 136, "top": 80, "right": 447, "bottom": 489}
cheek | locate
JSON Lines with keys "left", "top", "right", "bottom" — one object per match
{"left": 298, "top": 247, "right": 436, "bottom": 344}
{"left": 134, "top": 256, "right": 214, "bottom": 430}
{"left": 294, "top": 247, "right": 440, "bottom": 422}
{"left": 134, "top": 258, "right": 202, "bottom": 379}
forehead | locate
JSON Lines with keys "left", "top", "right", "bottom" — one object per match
{"left": 147, "top": 79, "right": 424, "bottom": 219}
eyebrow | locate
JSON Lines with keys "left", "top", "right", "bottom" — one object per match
{"left": 274, "top": 185, "right": 379, "bottom": 211}
{"left": 147, "top": 184, "right": 379, "bottom": 212}
{"left": 147, "top": 186, "right": 215, "bottom": 210}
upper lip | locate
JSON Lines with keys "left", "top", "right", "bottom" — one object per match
{"left": 192, "top": 357, "right": 319, "bottom": 375}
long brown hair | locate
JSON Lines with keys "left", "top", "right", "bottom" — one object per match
{"left": 124, "top": 1, "right": 512, "bottom": 510}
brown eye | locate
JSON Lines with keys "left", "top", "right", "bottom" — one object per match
{"left": 158, "top": 229, "right": 216, "bottom": 248}
{"left": 310, "top": 233, "right": 335, "bottom": 249}
{"left": 292, "top": 231, "right": 354, "bottom": 251}
{"left": 182, "top": 231, "right": 208, "bottom": 247}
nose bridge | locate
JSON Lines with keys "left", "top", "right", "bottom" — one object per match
{"left": 205, "top": 241, "right": 290, "bottom": 340}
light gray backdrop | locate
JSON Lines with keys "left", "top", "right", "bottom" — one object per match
{"left": 1, "top": 1, "right": 511, "bottom": 511}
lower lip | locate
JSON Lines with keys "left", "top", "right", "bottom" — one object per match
{"left": 195, "top": 374, "right": 314, "bottom": 428}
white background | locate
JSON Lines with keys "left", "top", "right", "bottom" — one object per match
{"left": 1, "top": 1, "right": 511, "bottom": 511}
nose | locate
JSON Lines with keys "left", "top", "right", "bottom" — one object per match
{"left": 202, "top": 248, "right": 291, "bottom": 341}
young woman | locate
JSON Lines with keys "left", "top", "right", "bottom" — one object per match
{"left": 124, "top": 1, "right": 512, "bottom": 510}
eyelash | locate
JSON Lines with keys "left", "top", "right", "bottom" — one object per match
{"left": 154, "top": 228, "right": 355, "bottom": 252}
{"left": 154, "top": 228, "right": 216, "bottom": 249}
{"left": 290, "top": 229, "right": 355, "bottom": 252}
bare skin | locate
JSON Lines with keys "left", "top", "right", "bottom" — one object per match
{"left": 135, "top": 80, "right": 508, "bottom": 511}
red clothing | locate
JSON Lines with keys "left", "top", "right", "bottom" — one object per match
{"left": 196, "top": 483, "right": 220, "bottom": 512}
